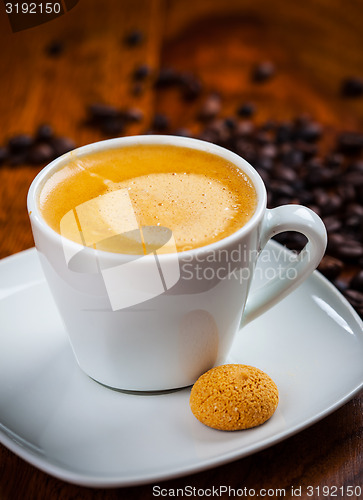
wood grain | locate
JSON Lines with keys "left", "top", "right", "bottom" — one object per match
{"left": 0, "top": 0, "right": 362, "bottom": 498}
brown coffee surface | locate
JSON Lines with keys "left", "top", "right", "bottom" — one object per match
{"left": 39, "top": 144, "right": 257, "bottom": 254}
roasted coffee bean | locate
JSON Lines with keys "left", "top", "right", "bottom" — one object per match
{"left": 269, "top": 181, "right": 295, "bottom": 198}
{"left": 100, "top": 117, "right": 125, "bottom": 136}
{"left": 344, "top": 289, "right": 363, "bottom": 308}
{"left": 305, "top": 165, "right": 337, "bottom": 186}
{"left": 202, "top": 119, "right": 230, "bottom": 147}
{"left": 322, "top": 215, "right": 342, "bottom": 234}
{"left": 297, "top": 190, "right": 314, "bottom": 205}
{"left": 174, "top": 128, "right": 191, "bottom": 137}
{"left": 0, "top": 147, "right": 8, "bottom": 165}
{"left": 237, "top": 102, "right": 255, "bottom": 118}
{"left": 279, "top": 148, "right": 303, "bottom": 168}
{"left": 259, "top": 143, "right": 278, "bottom": 160}
{"left": 234, "top": 120, "right": 254, "bottom": 138}
{"left": 36, "top": 123, "right": 54, "bottom": 142}
{"left": 337, "top": 131, "right": 363, "bottom": 155}
{"left": 45, "top": 40, "right": 64, "bottom": 57}
{"left": 318, "top": 255, "right": 344, "bottom": 281}
{"left": 327, "top": 233, "right": 346, "bottom": 249}
{"left": 252, "top": 61, "right": 275, "bottom": 83}
{"left": 8, "top": 134, "right": 33, "bottom": 153}
{"left": 294, "top": 140, "right": 318, "bottom": 160}
{"left": 334, "top": 279, "right": 349, "bottom": 293}
{"left": 198, "top": 93, "right": 222, "bottom": 121}
{"left": 180, "top": 73, "right": 203, "bottom": 100}
{"left": 198, "top": 129, "right": 219, "bottom": 144}
{"left": 307, "top": 204, "right": 321, "bottom": 216}
{"left": 260, "top": 120, "right": 276, "bottom": 132}
{"left": 296, "top": 121, "right": 322, "bottom": 143}
{"left": 347, "top": 160, "right": 363, "bottom": 173}
{"left": 275, "top": 122, "right": 293, "bottom": 144}
{"left": 154, "top": 67, "right": 181, "bottom": 88}
{"left": 325, "top": 153, "right": 344, "bottom": 168}
{"left": 151, "top": 113, "right": 169, "bottom": 131}
{"left": 50, "top": 136, "right": 75, "bottom": 157}
{"left": 124, "top": 30, "right": 144, "bottom": 47}
{"left": 133, "top": 64, "right": 151, "bottom": 80}
{"left": 224, "top": 117, "right": 237, "bottom": 131}
{"left": 272, "top": 164, "right": 298, "bottom": 183}
{"left": 88, "top": 103, "right": 120, "bottom": 121}
{"left": 350, "top": 270, "right": 363, "bottom": 292}
{"left": 131, "top": 82, "right": 144, "bottom": 96}
{"left": 254, "top": 130, "right": 271, "bottom": 146}
{"left": 27, "top": 143, "right": 54, "bottom": 164}
{"left": 334, "top": 241, "right": 363, "bottom": 262}
{"left": 337, "top": 183, "right": 356, "bottom": 204}
{"left": 313, "top": 189, "right": 342, "bottom": 215}
{"left": 344, "top": 171, "right": 363, "bottom": 188}
{"left": 341, "top": 77, "right": 363, "bottom": 98}
{"left": 233, "top": 139, "right": 256, "bottom": 164}
{"left": 345, "top": 203, "right": 363, "bottom": 219}
{"left": 255, "top": 155, "right": 274, "bottom": 172}
{"left": 8, "top": 153, "right": 27, "bottom": 166}
{"left": 255, "top": 167, "right": 270, "bottom": 185}
{"left": 123, "top": 107, "right": 143, "bottom": 122}
{"left": 284, "top": 232, "right": 307, "bottom": 251}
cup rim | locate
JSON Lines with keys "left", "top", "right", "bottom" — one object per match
{"left": 27, "top": 134, "right": 267, "bottom": 261}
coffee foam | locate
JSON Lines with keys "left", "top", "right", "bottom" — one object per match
{"left": 103, "top": 172, "right": 250, "bottom": 251}
{"left": 39, "top": 145, "right": 257, "bottom": 254}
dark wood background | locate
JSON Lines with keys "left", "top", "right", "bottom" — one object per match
{"left": 0, "top": 0, "right": 362, "bottom": 498}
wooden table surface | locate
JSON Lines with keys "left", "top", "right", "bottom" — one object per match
{"left": 0, "top": 1, "right": 362, "bottom": 498}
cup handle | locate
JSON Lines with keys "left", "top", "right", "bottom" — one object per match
{"left": 242, "top": 205, "right": 327, "bottom": 326}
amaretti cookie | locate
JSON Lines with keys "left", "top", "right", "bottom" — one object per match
{"left": 189, "top": 364, "right": 278, "bottom": 431}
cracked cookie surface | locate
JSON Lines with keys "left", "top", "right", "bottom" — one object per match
{"left": 189, "top": 364, "right": 279, "bottom": 431}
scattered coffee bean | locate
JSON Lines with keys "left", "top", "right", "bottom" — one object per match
{"left": 224, "top": 117, "right": 237, "bottom": 131}
{"left": 27, "top": 143, "right": 54, "bottom": 164}
{"left": 347, "top": 160, "right": 363, "bottom": 173}
{"left": 180, "top": 73, "right": 203, "bottom": 100}
{"left": 322, "top": 215, "right": 342, "bottom": 234}
{"left": 174, "top": 128, "right": 191, "bottom": 137}
{"left": 333, "top": 240, "right": 363, "bottom": 262}
{"left": 8, "top": 153, "right": 27, "bottom": 167}
{"left": 124, "top": 30, "right": 144, "bottom": 47}
{"left": 133, "top": 64, "right": 151, "bottom": 81}
{"left": 275, "top": 122, "right": 294, "bottom": 144}
{"left": 198, "top": 93, "right": 222, "bottom": 121}
{"left": 123, "top": 107, "right": 144, "bottom": 123}
{"left": 45, "top": 40, "right": 65, "bottom": 58}
{"left": 88, "top": 103, "right": 120, "bottom": 121}
{"left": 0, "top": 147, "right": 7, "bottom": 165}
{"left": 297, "top": 121, "right": 323, "bottom": 143}
{"left": 237, "top": 102, "right": 256, "bottom": 118}
{"left": 272, "top": 164, "right": 298, "bottom": 183}
{"left": 36, "top": 123, "right": 54, "bottom": 142}
{"left": 252, "top": 61, "right": 275, "bottom": 83}
{"left": 341, "top": 77, "right": 363, "bottom": 98}
{"left": 154, "top": 67, "right": 182, "bottom": 88}
{"left": 50, "top": 136, "right": 75, "bottom": 157}
{"left": 350, "top": 270, "right": 363, "bottom": 292}
{"left": 131, "top": 82, "right": 144, "bottom": 96}
{"left": 8, "top": 134, "right": 33, "bottom": 153}
{"left": 344, "top": 289, "right": 363, "bottom": 308}
{"left": 318, "top": 255, "right": 344, "bottom": 281}
{"left": 337, "top": 131, "right": 363, "bottom": 155}
{"left": 334, "top": 279, "right": 349, "bottom": 294}
{"left": 151, "top": 113, "right": 169, "bottom": 131}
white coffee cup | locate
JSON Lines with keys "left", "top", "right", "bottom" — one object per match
{"left": 27, "top": 135, "right": 327, "bottom": 391}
